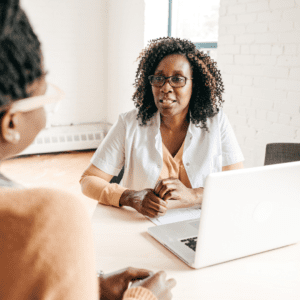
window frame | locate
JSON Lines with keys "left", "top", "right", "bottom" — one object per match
{"left": 168, "top": 0, "right": 218, "bottom": 53}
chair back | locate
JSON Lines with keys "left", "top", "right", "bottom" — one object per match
{"left": 109, "top": 167, "right": 124, "bottom": 184}
{"left": 264, "top": 143, "right": 300, "bottom": 166}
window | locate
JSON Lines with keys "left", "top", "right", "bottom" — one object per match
{"left": 169, "top": 0, "right": 219, "bottom": 60}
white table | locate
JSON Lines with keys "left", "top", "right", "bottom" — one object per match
{"left": 92, "top": 203, "right": 300, "bottom": 300}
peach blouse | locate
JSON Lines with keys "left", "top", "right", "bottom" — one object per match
{"left": 158, "top": 142, "right": 192, "bottom": 188}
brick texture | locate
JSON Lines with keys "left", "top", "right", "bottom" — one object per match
{"left": 218, "top": 0, "right": 300, "bottom": 168}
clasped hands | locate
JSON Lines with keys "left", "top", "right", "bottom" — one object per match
{"left": 120, "top": 178, "right": 202, "bottom": 218}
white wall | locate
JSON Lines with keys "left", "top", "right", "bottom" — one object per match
{"left": 21, "top": 0, "right": 171, "bottom": 127}
{"left": 106, "top": 0, "right": 169, "bottom": 123}
{"left": 218, "top": 0, "right": 300, "bottom": 168}
{"left": 144, "top": 0, "right": 169, "bottom": 46}
{"left": 106, "top": 0, "right": 145, "bottom": 123}
{"left": 21, "top": 0, "right": 153, "bottom": 126}
{"left": 22, "top": 0, "right": 108, "bottom": 125}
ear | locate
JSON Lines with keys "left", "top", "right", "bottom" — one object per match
{"left": 1, "top": 111, "right": 21, "bottom": 144}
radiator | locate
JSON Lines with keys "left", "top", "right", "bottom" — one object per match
{"left": 19, "top": 122, "right": 111, "bottom": 156}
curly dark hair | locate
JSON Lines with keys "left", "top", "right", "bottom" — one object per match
{"left": 133, "top": 37, "right": 225, "bottom": 131}
{"left": 0, "top": 0, "right": 43, "bottom": 110}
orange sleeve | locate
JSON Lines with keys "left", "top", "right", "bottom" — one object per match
{"left": 123, "top": 287, "right": 158, "bottom": 300}
{"left": 80, "top": 173, "right": 128, "bottom": 207}
{"left": 99, "top": 182, "right": 128, "bottom": 207}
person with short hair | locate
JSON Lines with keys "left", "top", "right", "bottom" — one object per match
{"left": 0, "top": 1, "right": 175, "bottom": 299}
{"left": 81, "top": 37, "right": 244, "bottom": 218}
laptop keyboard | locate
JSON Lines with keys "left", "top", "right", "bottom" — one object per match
{"left": 181, "top": 237, "right": 197, "bottom": 251}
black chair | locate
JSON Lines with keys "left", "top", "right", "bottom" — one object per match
{"left": 264, "top": 143, "right": 300, "bottom": 166}
{"left": 109, "top": 167, "right": 124, "bottom": 184}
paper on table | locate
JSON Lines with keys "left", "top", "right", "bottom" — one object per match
{"left": 148, "top": 204, "right": 201, "bottom": 225}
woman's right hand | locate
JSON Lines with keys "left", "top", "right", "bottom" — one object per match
{"left": 131, "top": 271, "right": 176, "bottom": 300}
{"left": 119, "top": 189, "right": 167, "bottom": 218}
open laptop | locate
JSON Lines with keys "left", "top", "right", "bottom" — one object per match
{"left": 148, "top": 161, "right": 300, "bottom": 269}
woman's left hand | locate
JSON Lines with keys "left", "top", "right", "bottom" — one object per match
{"left": 99, "top": 267, "right": 153, "bottom": 300}
{"left": 154, "top": 178, "right": 203, "bottom": 204}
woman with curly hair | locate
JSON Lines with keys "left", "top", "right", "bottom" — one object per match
{"left": 81, "top": 37, "right": 244, "bottom": 218}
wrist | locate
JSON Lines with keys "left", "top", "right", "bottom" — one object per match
{"left": 192, "top": 187, "right": 204, "bottom": 204}
{"left": 119, "top": 190, "right": 134, "bottom": 207}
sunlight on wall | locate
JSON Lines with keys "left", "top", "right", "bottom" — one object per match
{"left": 172, "top": 0, "right": 220, "bottom": 42}
{"left": 144, "top": 0, "right": 169, "bottom": 46}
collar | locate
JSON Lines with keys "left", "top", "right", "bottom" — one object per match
{"left": 187, "top": 120, "right": 200, "bottom": 138}
{"left": 152, "top": 111, "right": 202, "bottom": 143}
{"left": 152, "top": 111, "right": 200, "bottom": 156}
{"left": 154, "top": 111, "right": 162, "bottom": 156}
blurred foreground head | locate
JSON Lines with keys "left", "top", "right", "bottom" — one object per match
{"left": 0, "top": 0, "right": 44, "bottom": 106}
{"left": 0, "top": 0, "right": 47, "bottom": 159}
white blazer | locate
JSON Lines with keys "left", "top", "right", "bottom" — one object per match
{"left": 91, "top": 109, "right": 244, "bottom": 191}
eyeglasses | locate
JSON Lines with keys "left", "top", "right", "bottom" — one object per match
{"left": 0, "top": 83, "right": 65, "bottom": 114}
{"left": 148, "top": 75, "right": 192, "bottom": 88}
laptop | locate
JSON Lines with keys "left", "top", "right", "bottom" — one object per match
{"left": 148, "top": 161, "right": 300, "bottom": 269}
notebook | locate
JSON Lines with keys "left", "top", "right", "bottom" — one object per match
{"left": 148, "top": 161, "right": 300, "bottom": 269}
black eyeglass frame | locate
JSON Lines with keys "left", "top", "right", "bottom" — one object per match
{"left": 148, "top": 75, "right": 193, "bottom": 88}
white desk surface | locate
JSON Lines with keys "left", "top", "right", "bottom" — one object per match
{"left": 92, "top": 202, "right": 300, "bottom": 300}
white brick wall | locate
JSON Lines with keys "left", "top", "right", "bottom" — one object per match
{"left": 218, "top": 0, "right": 300, "bottom": 168}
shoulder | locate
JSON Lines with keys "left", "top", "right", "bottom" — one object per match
{"left": 210, "top": 108, "right": 226, "bottom": 123}
{"left": 0, "top": 187, "right": 87, "bottom": 219}
{"left": 191, "top": 109, "right": 226, "bottom": 132}
{"left": 217, "top": 108, "right": 227, "bottom": 122}
{"left": 119, "top": 109, "right": 159, "bottom": 127}
{"left": 104, "top": 109, "right": 139, "bottom": 137}
{"left": 119, "top": 108, "right": 139, "bottom": 123}
{"left": 117, "top": 108, "right": 147, "bottom": 132}
{"left": 206, "top": 108, "right": 228, "bottom": 130}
